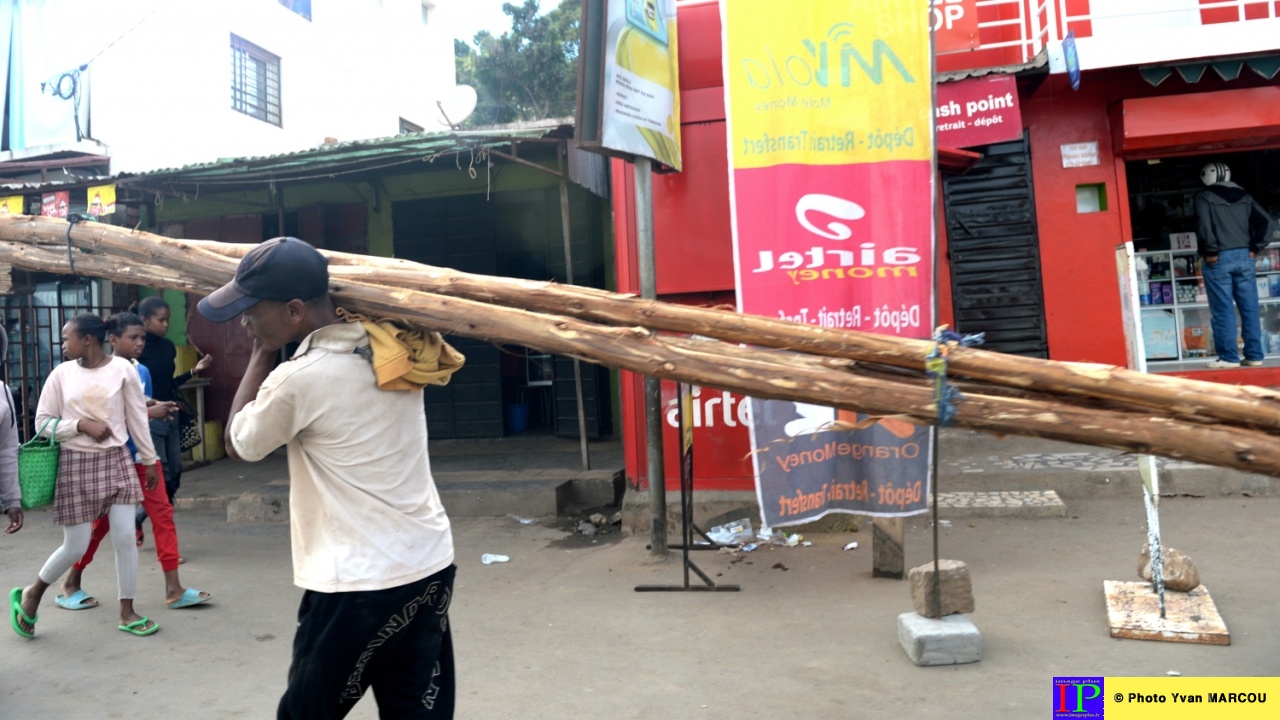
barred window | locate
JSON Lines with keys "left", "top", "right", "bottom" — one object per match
{"left": 230, "top": 35, "right": 281, "bottom": 126}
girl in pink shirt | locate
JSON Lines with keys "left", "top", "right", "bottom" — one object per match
{"left": 9, "top": 314, "right": 163, "bottom": 638}
{"left": 56, "top": 312, "right": 212, "bottom": 612}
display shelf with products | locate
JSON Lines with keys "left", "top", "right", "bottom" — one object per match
{"left": 1125, "top": 150, "right": 1280, "bottom": 369}
{"left": 1136, "top": 245, "right": 1280, "bottom": 364}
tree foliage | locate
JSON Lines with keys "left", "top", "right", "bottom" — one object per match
{"left": 455, "top": 0, "right": 581, "bottom": 127}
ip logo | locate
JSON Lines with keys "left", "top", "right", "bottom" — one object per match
{"left": 1053, "top": 677, "right": 1104, "bottom": 718}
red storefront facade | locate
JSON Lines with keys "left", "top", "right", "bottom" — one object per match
{"left": 614, "top": 0, "right": 1280, "bottom": 493}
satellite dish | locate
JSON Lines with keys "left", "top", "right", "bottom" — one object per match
{"left": 430, "top": 84, "right": 478, "bottom": 129}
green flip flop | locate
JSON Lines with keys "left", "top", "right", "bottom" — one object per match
{"left": 118, "top": 616, "right": 160, "bottom": 637}
{"left": 9, "top": 587, "right": 37, "bottom": 639}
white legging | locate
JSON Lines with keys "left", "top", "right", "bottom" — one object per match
{"left": 38, "top": 504, "right": 138, "bottom": 600}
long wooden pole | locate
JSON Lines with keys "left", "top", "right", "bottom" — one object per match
{"left": 184, "top": 236, "right": 1280, "bottom": 431}
{"left": 12, "top": 219, "right": 1280, "bottom": 476}
{"left": 7, "top": 236, "right": 1280, "bottom": 479}
{"left": 14, "top": 215, "right": 1279, "bottom": 435}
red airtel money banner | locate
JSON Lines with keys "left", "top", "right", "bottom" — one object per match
{"left": 721, "top": 0, "right": 935, "bottom": 527}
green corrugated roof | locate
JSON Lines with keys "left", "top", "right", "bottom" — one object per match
{"left": 118, "top": 123, "right": 569, "bottom": 191}
{"left": 1138, "top": 52, "right": 1280, "bottom": 87}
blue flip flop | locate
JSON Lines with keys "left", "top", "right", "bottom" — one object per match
{"left": 118, "top": 616, "right": 160, "bottom": 636}
{"left": 9, "top": 587, "right": 36, "bottom": 639}
{"left": 55, "top": 589, "right": 99, "bottom": 611}
{"left": 167, "top": 588, "right": 212, "bottom": 610}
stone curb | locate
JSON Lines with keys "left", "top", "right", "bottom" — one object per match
{"left": 208, "top": 472, "right": 625, "bottom": 523}
{"left": 174, "top": 496, "right": 230, "bottom": 512}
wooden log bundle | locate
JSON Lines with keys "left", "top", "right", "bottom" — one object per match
{"left": 4, "top": 214, "right": 1280, "bottom": 477}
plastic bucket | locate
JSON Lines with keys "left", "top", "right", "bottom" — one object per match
{"left": 504, "top": 403, "right": 531, "bottom": 434}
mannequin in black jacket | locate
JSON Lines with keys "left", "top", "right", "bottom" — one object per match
{"left": 1193, "top": 162, "right": 1277, "bottom": 369}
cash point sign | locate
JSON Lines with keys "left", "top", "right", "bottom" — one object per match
{"left": 721, "top": 0, "right": 934, "bottom": 526}
{"left": 936, "top": 74, "right": 1023, "bottom": 149}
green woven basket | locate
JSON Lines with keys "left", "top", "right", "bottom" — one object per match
{"left": 18, "top": 418, "right": 60, "bottom": 510}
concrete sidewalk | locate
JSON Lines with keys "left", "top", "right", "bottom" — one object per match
{"left": 934, "top": 428, "right": 1278, "bottom": 499}
{"left": 175, "top": 428, "right": 1278, "bottom": 523}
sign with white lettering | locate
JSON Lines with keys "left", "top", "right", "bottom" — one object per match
{"left": 1061, "top": 141, "right": 1100, "bottom": 168}
{"left": 721, "top": 0, "right": 934, "bottom": 526}
{"left": 936, "top": 74, "right": 1023, "bottom": 148}
{"left": 932, "top": 0, "right": 979, "bottom": 53}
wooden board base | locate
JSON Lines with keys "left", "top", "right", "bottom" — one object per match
{"left": 1103, "top": 580, "right": 1230, "bottom": 645}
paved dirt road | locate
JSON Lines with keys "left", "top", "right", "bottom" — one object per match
{"left": 2, "top": 496, "right": 1277, "bottom": 719}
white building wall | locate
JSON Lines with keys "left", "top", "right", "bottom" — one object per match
{"left": 83, "top": 0, "right": 461, "bottom": 173}
{"left": 1050, "top": 0, "right": 1280, "bottom": 74}
{"left": 1088, "top": 0, "right": 1203, "bottom": 35}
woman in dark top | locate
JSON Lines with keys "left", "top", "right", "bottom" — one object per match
{"left": 133, "top": 297, "right": 213, "bottom": 549}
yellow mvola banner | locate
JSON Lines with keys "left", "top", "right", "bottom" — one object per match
{"left": 0, "top": 196, "right": 23, "bottom": 216}
{"left": 723, "top": 0, "right": 932, "bottom": 170}
{"left": 722, "top": 0, "right": 936, "bottom": 525}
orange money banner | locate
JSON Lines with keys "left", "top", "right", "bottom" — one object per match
{"left": 722, "top": 0, "right": 936, "bottom": 525}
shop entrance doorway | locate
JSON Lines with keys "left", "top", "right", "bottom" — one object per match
{"left": 1125, "top": 148, "right": 1280, "bottom": 369}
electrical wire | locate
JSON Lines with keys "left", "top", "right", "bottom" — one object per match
{"left": 81, "top": 0, "right": 179, "bottom": 68}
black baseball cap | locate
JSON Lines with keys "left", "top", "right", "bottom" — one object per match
{"left": 196, "top": 237, "right": 330, "bottom": 322}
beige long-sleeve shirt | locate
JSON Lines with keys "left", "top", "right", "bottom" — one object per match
{"left": 229, "top": 323, "right": 454, "bottom": 593}
{"left": 35, "top": 355, "right": 158, "bottom": 465}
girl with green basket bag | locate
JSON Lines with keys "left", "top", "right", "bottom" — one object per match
{"left": 9, "top": 314, "right": 163, "bottom": 639}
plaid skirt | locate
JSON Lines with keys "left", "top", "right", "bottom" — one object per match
{"left": 52, "top": 446, "right": 143, "bottom": 526}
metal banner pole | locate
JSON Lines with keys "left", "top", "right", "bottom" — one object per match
{"left": 636, "top": 382, "right": 739, "bottom": 592}
{"left": 558, "top": 143, "right": 591, "bottom": 471}
{"left": 635, "top": 156, "right": 668, "bottom": 556}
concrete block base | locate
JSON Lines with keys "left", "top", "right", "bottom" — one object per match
{"left": 898, "top": 612, "right": 982, "bottom": 666}
{"left": 556, "top": 470, "right": 626, "bottom": 512}
{"left": 908, "top": 559, "right": 975, "bottom": 617}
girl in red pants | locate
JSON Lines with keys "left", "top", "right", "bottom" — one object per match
{"left": 55, "top": 312, "right": 212, "bottom": 611}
